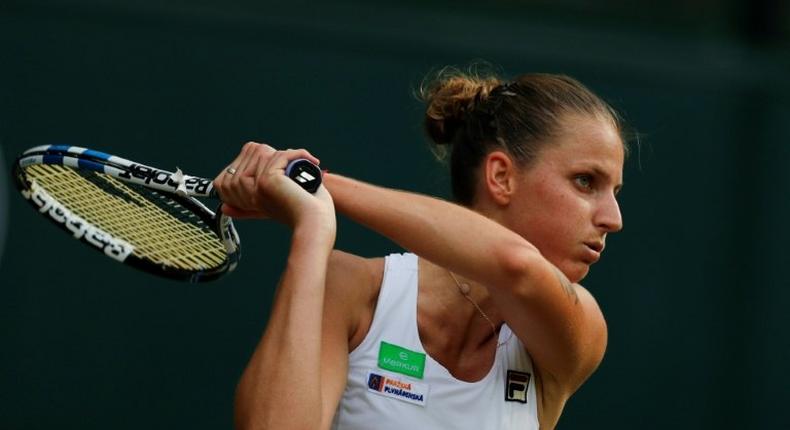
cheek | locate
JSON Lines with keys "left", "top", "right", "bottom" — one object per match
{"left": 512, "top": 186, "right": 587, "bottom": 257}
{"left": 525, "top": 214, "right": 574, "bottom": 256}
{"left": 523, "top": 212, "right": 589, "bottom": 282}
{"left": 514, "top": 194, "right": 574, "bottom": 246}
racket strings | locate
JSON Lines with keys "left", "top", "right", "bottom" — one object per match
{"left": 25, "top": 164, "right": 227, "bottom": 270}
{"left": 83, "top": 172, "right": 146, "bottom": 208}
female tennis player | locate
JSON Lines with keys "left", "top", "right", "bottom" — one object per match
{"left": 214, "top": 69, "right": 626, "bottom": 430}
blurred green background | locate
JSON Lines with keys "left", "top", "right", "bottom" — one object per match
{"left": 1, "top": 0, "right": 789, "bottom": 428}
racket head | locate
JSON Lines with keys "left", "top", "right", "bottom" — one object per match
{"left": 13, "top": 145, "right": 240, "bottom": 282}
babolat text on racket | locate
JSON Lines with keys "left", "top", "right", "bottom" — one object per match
{"left": 12, "top": 145, "right": 322, "bottom": 282}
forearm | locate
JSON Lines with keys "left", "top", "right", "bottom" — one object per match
{"left": 323, "top": 173, "right": 536, "bottom": 288}
{"left": 235, "top": 222, "right": 335, "bottom": 430}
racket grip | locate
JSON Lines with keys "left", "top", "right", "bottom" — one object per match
{"left": 285, "top": 158, "right": 322, "bottom": 194}
{"left": 209, "top": 159, "right": 322, "bottom": 199}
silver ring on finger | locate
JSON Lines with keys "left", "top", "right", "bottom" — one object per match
{"left": 226, "top": 167, "right": 237, "bottom": 175}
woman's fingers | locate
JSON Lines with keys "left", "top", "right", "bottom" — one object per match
{"left": 237, "top": 142, "right": 275, "bottom": 178}
{"left": 256, "top": 148, "right": 320, "bottom": 179}
{"left": 214, "top": 142, "right": 251, "bottom": 199}
{"left": 214, "top": 142, "right": 276, "bottom": 208}
{"left": 228, "top": 143, "right": 259, "bottom": 204}
{"left": 213, "top": 142, "right": 322, "bottom": 217}
{"left": 221, "top": 141, "right": 254, "bottom": 180}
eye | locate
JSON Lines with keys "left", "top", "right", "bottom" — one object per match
{"left": 574, "top": 174, "right": 593, "bottom": 190}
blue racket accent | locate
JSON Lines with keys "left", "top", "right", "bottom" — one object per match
{"left": 83, "top": 149, "right": 112, "bottom": 160}
{"left": 10, "top": 144, "right": 328, "bottom": 282}
{"left": 48, "top": 144, "right": 71, "bottom": 152}
{"left": 43, "top": 154, "right": 64, "bottom": 165}
{"left": 78, "top": 158, "right": 106, "bottom": 172}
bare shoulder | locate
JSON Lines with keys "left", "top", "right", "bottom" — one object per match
{"left": 324, "top": 250, "right": 385, "bottom": 348}
{"left": 326, "top": 250, "right": 385, "bottom": 299}
{"left": 535, "top": 283, "right": 607, "bottom": 429}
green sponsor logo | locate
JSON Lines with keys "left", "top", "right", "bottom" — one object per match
{"left": 377, "top": 341, "right": 426, "bottom": 379}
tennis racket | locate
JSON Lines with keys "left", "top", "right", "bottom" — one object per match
{"left": 12, "top": 144, "right": 322, "bottom": 282}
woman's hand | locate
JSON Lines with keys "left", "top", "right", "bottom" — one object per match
{"left": 213, "top": 142, "right": 334, "bottom": 230}
{"left": 227, "top": 144, "right": 340, "bottom": 430}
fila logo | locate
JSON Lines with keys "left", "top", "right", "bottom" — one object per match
{"left": 505, "top": 370, "right": 531, "bottom": 403}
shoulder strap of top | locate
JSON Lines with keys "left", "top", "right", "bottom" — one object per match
{"left": 349, "top": 253, "right": 420, "bottom": 358}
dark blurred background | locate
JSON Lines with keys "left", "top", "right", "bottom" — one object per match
{"left": 1, "top": 0, "right": 789, "bottom": 428}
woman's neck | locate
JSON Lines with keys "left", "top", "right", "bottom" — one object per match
{"left": 416, "top": 257, "right": 505, "bottom": 382}
{"left": 417, "top": 258, "right": 504, "bottom": 353}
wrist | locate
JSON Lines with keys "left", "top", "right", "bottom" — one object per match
{"left": 292, "top": 213, "right": 336, "bottom": 249}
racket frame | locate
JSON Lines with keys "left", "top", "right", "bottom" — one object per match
{"left": 13, "top": 145, "right": 240, "bottom": 282}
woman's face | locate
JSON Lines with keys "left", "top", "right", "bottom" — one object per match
{"left": 504, "top": 115, "right": 624, "bottom": 283}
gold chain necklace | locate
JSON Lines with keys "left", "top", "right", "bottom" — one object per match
{"left": 447, "top": 270, "right": 513, "bottom": 348}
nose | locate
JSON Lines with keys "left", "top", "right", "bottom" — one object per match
{"left": 595, "top": 192, "right": 623, "bottom": 233}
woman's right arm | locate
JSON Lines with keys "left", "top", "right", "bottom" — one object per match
{"left": 233, "top": 219, "right": 339, "bottom": 430}
{"left": 233, "top": 246, "right": 373, "bottom": 430}
{"left": 232, "top": 240, "right": 376, "bottom": 430}
{"left": 214, "top": 144, "right": 354, "bottom": 430}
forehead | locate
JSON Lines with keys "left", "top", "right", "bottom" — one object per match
{"left": 536, "top": 116, "right": 624, "bottom": 181}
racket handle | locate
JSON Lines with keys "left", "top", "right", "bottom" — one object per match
{"left": 209, "top": 159, "right": 322, "bottom": 199}
{"left": 285, "top": 158, "right": 322, "bottom": 194}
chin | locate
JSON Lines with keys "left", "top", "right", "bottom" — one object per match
{"left": 551, "top": 256, "right": 590, "bottom": 284}
{"left": 564, "top": 263, "right": 589, "bottom": 284}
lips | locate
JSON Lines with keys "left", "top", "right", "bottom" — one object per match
{"left": 585, "top": 241, "right": 604, "bottom": 253}
{"left": 582, "top": 241, "right": 604, "bottom": 263}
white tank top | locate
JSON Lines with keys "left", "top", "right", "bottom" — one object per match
{"left": 331, "top": 253, "right": 539, "bottom": 430}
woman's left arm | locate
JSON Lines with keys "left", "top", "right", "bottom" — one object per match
{"left": 323, "top": 172, "right": 606, "bottom": 395}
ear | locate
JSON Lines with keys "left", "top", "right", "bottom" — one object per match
{"left": 483, "top": 151, "right": 516, "bottom": 206}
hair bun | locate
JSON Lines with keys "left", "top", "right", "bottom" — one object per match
{"left": 420, "top": 73, "right": 501, "bottom": 146}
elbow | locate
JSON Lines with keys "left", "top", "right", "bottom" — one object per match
{"left": 233, "top": 389, "right": 258, "bottom": 430}
{"left": 233, "top": 383, "right": 270, "bottom": 430}
{"left": 493, "top": 240, "right": 544, "bottom": 294}
{"left": 234, "top": 392, "right": 321, "bottom": 430}
{"left": 235, "top": 411, "right": 312, "bottom": 430}
{"left": 234, "top": 416, "right": 255, "bottom": 430}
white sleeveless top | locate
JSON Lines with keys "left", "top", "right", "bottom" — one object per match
{"left": 331, "top": 253, "right": 539, "bottom": 430}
